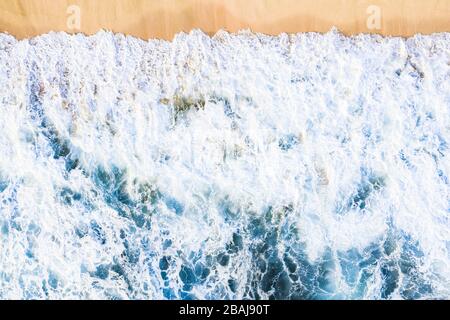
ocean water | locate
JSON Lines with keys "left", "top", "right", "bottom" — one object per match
{"left": 0, "top": 29, "right": 449, "bottom": 300}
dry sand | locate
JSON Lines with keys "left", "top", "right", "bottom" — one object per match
{"left": 1, "top": 0, "right": 450, "bottom": 40}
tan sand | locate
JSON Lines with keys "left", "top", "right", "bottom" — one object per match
{"left": 1, "top": 0, "right": 450, "bottom": 40}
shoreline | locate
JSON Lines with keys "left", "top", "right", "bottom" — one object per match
{"left": 1, "top": 28, "right": 450, "bottom": 44}
{"left": 1, "top": 0, "right": 449, "bottom": 40}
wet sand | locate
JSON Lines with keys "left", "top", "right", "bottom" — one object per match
{"left": 1, "top": 0, "right": 450, "bottom": 40}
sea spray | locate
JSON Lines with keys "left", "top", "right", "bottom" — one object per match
{"left": 0, "top": 29, "right": 449, "bottom": 299}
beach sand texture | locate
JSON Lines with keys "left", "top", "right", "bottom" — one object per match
{"left": 1, "top": 0, "right": 450, "bottom": 39}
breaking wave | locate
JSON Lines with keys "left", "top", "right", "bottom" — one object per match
{"left": 0, "top": 29, "right": 449, "bottom": 299}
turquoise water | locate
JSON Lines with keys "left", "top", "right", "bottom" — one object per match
{"left": 0, "top": 29, "right": 449, "bottom": 299}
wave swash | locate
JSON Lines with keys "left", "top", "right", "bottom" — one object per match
{"left": 0, "top": 29, "right": 449, "bottom": 299}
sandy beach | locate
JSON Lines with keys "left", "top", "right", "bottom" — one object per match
{"left": 1, "top": 0, "right": 450, "bottom": 40}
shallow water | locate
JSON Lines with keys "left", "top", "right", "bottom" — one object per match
{"left": 0, "top": 29, "right": 449, "bottom": 299}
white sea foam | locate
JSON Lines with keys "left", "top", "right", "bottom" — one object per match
{"left": 0, "top": 29, "right": 449, "bottom": 299}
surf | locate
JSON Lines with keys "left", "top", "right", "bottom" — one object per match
{"left": 0, "top": 29, "right": 449, "bottom": 299}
